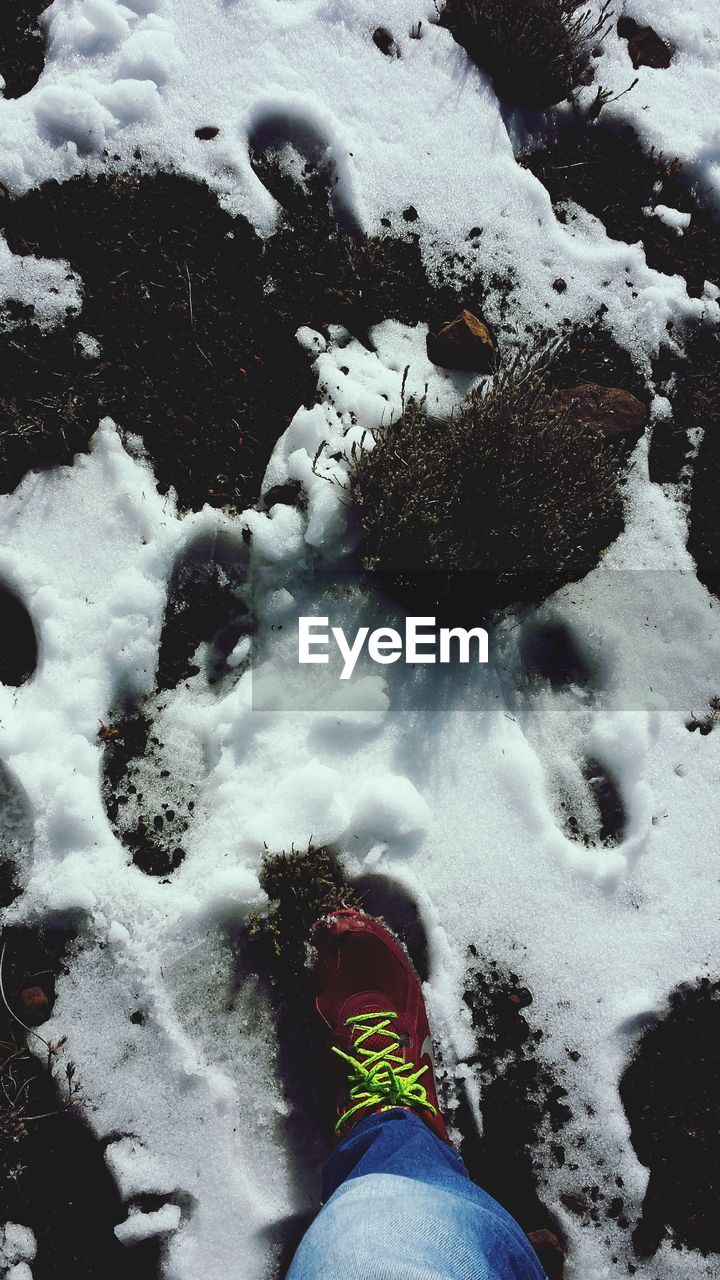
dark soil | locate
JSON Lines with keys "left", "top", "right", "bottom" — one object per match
{"left": 458, "top": 952, "right": 570, "bottom": 1262}
{"left": 524, "top": 124, "right": 720, "bottom": 300}
{"left": 0, "top": 159, "right": 468, "bottom": 511}
{"left": 544, "top": 320, "right": 648, "bottom": 406}
{"left": 620, "top": 977, "right": 720, "bottom": 1256}
{"left": 0, "top": 1, "right": 47, "bottom": 100}
{"left": 0, "top": 925, "right": 160, "bottom": 1279}
{"left": 0, "top": 584, "right": 37, "bottom": 686}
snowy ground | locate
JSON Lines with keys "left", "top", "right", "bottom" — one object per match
{"left": 1, "top": 2, "right": 720, "bottom": 1279}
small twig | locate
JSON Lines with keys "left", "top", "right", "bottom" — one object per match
{"left": 183, "top": 261, "right": 213, "bottom": 366}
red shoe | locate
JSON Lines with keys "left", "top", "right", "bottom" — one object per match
{"left": 310, "top": 908, "right": 450, "bottom": 1144}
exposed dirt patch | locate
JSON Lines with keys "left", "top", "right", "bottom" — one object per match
{"left": 0, "top": 584, "right": 37, "bottom": 687}
{"left": 0, "top": 925, "right": 160, "bottom": 1280}
{"left": 0, "top": 1, "right": 48, "bottom": 100}
{"left": 458, "top": 954, "right": 569, "bottom": 1271}
{"left": 620, "top": 977, "right": 720, "bottom": 1256}
{"left": 0, "top": 160, "right": 461, "bottom": 511}
{"left": 524, "top": 125, "right": 720, "bottom": 299}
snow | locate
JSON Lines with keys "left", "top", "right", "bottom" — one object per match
{"left": 115, "top": 1203, "right": 182, "bottom": 1244}
{"left": 0, "top": 1223, "right": 36, "bottom": 1275}
{"left": 1, "top": 0, "right": 717, "bottom": 353}
{"left": 0, "top": 237, "right": 81, "bottom": 329}
{"left": 586, "top": 1, "right": 720, "bottom": 207}
{"left": 649, "top": 203, "right": 693, "bottom": 234}
{"left": 1, "top": 3, "right": 720, "bottom": 1280}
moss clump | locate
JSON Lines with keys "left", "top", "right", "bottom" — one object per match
{"left": 249, "top": 846, "right": 359, "bottom": 987}
{"left": 349, "top": 352, "right": 625, "bottom": 615}
{"left": 440, "top": 0, "right": 611, "bottom": 107}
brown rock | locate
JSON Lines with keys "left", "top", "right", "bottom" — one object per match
{"left": 527, "top": 1229, "right": 565, "bottom": 1280}
{"left": 627, "top": 27, "right": 673, "bottom": 70}
{"left": 550, "top": 383, "right": 647, "bottom": 439}
{"left": 427, "top": 309, "right": 496, "bottom": 374}
{"left": 19, "top": 984, "right": 50, "bottom": 1026}
{"left": 195, "top": 126, "right": 220, "bottom": 140}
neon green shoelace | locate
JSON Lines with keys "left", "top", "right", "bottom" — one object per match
{"left": 332, "top": 1010, "right": 438, "bottom": 1134}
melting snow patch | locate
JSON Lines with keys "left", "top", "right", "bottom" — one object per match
{"left": 648, "top": 203, "right": 692, "bottom": 234}
{"left": 115, "top": 1202, "right": 182, "bottom": 1244}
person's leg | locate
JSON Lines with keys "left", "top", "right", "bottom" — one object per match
{"left": 286, "top": 910, "right": 548, "bottom": 1280}
{"left": 287, "top": 1109, "right": 546, "bottom": 1280}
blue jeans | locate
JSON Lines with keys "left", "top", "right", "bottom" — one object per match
{"left": 287, "top": 1110, "right": 547, "bottom": 1279}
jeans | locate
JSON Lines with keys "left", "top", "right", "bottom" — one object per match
{"left": 287, "top": 1109, "right": 547, "bottom": 1280}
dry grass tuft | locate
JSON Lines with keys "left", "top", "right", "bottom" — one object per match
{"left": 349, "top": 350, "right": 626, "bottom": 614}
{"left": 440, "top": 0, "right": 612, "bottom": 107}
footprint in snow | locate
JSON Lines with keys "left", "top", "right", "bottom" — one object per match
{"left": 247, "top": 103, "right": 363, "bottom": 237}
{"left": 102, "top": 529, "right": 254, "bottom": 876}
{"left": 516, "top": 616, "right": 628, "bottom": 851}
{"left": 552, "top": 755, "right": 627, "bottom": 850}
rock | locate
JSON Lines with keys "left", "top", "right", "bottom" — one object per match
{"left": 195, "top": 125, "right": 219, "bottom": 140}
{"left": 616, "top": 16, "right": 640, "bottom": 38}
{"left": 426, "top": 309, "right": 497, "bottom": 374}
{"left": 550, "top": 383, "right": 647, "bottom": 439}
{"left": 402, "top": 205, "right": 418, "bottom": 222}
{"left": 552, "top": 277, "right": 567, "bottom": 293}
{"left": 627, "top": 27, "right": 672, "bottom": 70}
{"left": 19, "top": 984, "right": 50, "bottom": 1026}
{"left": 372, "top": 27, "right": 398, "bottom": 57}
{"left": 527, "top": 1229, "right": 565, "bottom": 1280}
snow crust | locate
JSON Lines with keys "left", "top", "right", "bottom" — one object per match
{"left": 1, "top": 3, "right": 719, "bottom": 1280}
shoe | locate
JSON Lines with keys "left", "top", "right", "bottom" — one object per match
{"left": 311, "top": 908, "right": 449, "bottom": 1144}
